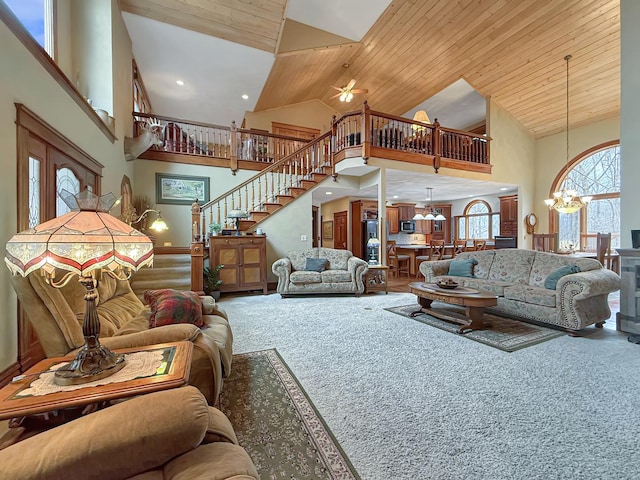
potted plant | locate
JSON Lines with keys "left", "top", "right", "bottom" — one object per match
{"left": 203, "top": 264, "right": 224, "bottom": 300}
{"left": 208, "top": 222, "right": 222, "bottom": 236}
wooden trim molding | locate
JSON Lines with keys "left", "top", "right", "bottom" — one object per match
{"left": 0, "top": 3, "right": 116, "bottom": 143}
{"left": 16, "top": 104, "right": 104, "bottom": 173}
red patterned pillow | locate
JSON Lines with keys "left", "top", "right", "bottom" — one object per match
{"left": 144, "top": 289, "right": 204, "bottom": 328}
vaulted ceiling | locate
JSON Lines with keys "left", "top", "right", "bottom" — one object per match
{"left": 120, "top": 0, "right": 620, "bottom": 139}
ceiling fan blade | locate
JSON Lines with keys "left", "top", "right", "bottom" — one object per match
{"left": 346, "top": 78, "right": 357, "bottom": 90}
{"left": 330, "top": 86, "right": 343, "bottom": 92}
{"left": 330, "top": 92, "right": 343, "bottom": 99}
{"left": 351, "top": 88, "right": 368, "bottom": 94}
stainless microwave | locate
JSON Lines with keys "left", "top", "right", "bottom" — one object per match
{"left": 400, "top": 220, "right": 415, "bottom": 233}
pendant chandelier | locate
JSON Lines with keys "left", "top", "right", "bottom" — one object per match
{"left": 413, "top": 187, "right": 445, "bottom": 221}
{"left": 544, "top": 55, "right": 592, "bottom": 214}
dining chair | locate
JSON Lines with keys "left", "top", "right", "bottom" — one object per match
{"left": 473, "top": 239, "right": 487, "bottom": 251}
{"left": 531, "top": 233, "right": 558, "bottom": 252}
{"left": 452, "top": 239, "right": 467, "bottom": 257}
{"left": 387, "top": 240, "right": 410, "bottom": 278}
{"left": 596, "top": 232, "right": 612, "bottom": 268}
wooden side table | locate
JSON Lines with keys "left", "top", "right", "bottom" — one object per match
{"left": 0, "top": 341, "right": 193, "bottom": 421}
{"left": 365, "top": 265, "right": 389, "bottom": 294}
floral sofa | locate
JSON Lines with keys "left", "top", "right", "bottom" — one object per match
{"left": 418, "top": 249, "right": 621, "bottom": 333}
{"left": 272, "top": 247, "right": 369, "bottom": 296}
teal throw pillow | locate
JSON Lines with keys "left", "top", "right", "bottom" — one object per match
{"left": 544, "top": 265, "right": 580, "bottom": 290}
{"left": 305, "top": 258, "right": 328, "bottom": 272}
{"left": 447, "top": 258, "right": 477, "bottom": 277}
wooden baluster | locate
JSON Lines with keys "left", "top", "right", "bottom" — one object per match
{"left": 230, "top": 121, "right": 238, "bottom": 173}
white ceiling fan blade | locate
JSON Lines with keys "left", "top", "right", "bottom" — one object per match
{"left": 346, "top": 78, "right": 357, "bottom": 90}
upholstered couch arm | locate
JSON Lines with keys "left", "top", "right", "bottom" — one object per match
{"left": 272, "top": 257, "right": 292, "bottom": 293}
{"left": 419, "top": 260, "right": 452, "bottom": 282}
{"left": 557, "top": 268, "right": 621, "bottom": 298}
{"left": 557, "top": 268, "right": 621, "bottom": 329}
{"left": 348, "top": 256, "right": 369, "bottom": 293}
{"left": 0, "top": 386, "right": 210, "bottom": 480}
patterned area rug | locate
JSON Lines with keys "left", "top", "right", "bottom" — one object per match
{"left": 386, "top": 303, "right": 565, "bottom": 352}
{"left": 220, "top": 349, "right": 360, "bottom": 480}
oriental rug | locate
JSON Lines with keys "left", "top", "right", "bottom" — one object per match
{"left": 220, "top": 349, "right": 360, "bottom": 480}
{"left": 385, "top": 303, "right": 565, "bottom": 352}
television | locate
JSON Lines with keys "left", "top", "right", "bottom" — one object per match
{"left": 632, "top": 230, "right": 640, "bottom": 249}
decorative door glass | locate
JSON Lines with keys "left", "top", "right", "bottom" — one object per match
{"left": 56, "top": 167, "right": 80, "bottom": 216}
{"left": 28, "top": 156, "right": 41, "bottom": 228}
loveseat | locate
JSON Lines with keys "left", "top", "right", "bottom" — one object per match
{"left": 419, "top": 249, "right": 620, "bottom": 333}
{"left": 10, "top": 273, "right": 232, "bottom": 404}
{"left": 0, "top": 386, "right": 259, "bottom": 480}
{"left": 272, "top": 247, "right": 369, "bottom": 296}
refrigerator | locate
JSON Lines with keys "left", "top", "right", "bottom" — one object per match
{"left": 362, "top": 220, "right": 387, "bottom": 263}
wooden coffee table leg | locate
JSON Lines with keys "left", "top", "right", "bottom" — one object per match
{"left": 458, "top": 306, "right": 486, "bottom": 334}
{"left": 410, "top": 296, "right": 432, "bottom": 317}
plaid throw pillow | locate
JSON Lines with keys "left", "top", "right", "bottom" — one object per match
{"left": 144, "top": 289, "right": 204, "bottom": 328}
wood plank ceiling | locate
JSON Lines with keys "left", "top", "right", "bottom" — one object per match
{"left": 119, "top": 0, "right": 620, "bottom": 138}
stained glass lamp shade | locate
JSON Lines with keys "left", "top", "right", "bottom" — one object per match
{"left": 5, "top": 189, "right": 154, "bottom": 385}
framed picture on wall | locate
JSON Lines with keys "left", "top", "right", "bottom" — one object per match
{"left": 322, "top": 221, "right": 333, "bottom": 240}
{"left": 156, "top": 173, "right": 210, "bottom": 205}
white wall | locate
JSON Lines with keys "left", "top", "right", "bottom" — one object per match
{"left": 0, "top": 3, "right": 134, "bottom": 373}
{"left": 621, "top": 0, "right": 640, "bottom": 247}
{"left": 244, "top": 100, "right": 337, "bottom": 133}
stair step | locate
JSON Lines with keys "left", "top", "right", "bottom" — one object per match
{"left": 263, "top": 203, "right": 282, "bottom": 213}
{"left": 250, "top": 211, "right": 270, "bottom": 221}
{"left": 310, "top": 173, "right": 328, "bottom": 182}
{"left": 276, "top": 195, "right": 294, "bottom": 205}
{"left": 288, "top": 187, "right": 305, "bottom": 197}
{"left": 300, "top": 179, "right": 316, "bottom": 189}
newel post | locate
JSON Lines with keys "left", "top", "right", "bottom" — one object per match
{"left": 361, "top": 101, "right": 371, "bottom": 162}
{"left": 330, "top": 115, "right": 338, "bottom": 181}
{"left": 230, "top": 121, "right": 238, "bottom": 175}
{"left": 190, "top": 200, "right": 204, "bottom": 293}
{"left": 433, "top": 118, "right": 441, "bottom": 174}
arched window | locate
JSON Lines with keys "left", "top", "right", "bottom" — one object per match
{"left": 551, "top": 141, "right": 620, "bottom": 250}
{"left": 456, "top": 200, "right": 499, "bottom": 240}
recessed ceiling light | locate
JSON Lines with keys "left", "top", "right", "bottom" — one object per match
{"left": 500, "top": 187, "right": 508, "bottom": 191}
{"left": 176, "top": 80, "right": 184, "bottom": 86}
{"left": 325, "top": 191, "right": 333, "bottom": 195}
{"left": 467, "top": 195, "right": 474, "bottom": 198}
{"left": 241, "top": 94, "right": 249, "bottom": 100}
{"left": 392, "top": 195, "right": 399, "bottom": 199}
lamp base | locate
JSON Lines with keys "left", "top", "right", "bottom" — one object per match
{"left": 54, "top": 343, "right": 126, "bottom": 386}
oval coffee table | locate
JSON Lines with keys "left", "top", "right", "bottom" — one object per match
{"left": 409, "top": 282, "right": 498, "bottom": 334}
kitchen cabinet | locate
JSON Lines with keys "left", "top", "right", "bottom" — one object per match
{"left": 430, "top": 204, "right": 452, "bottom": 242}
{"left": 394, "top": 203, "right": 416, "bottom": 221}
{"left": 387, "top": 207, "right": 399, "bottom": 234}
{"left": 209, "top": 236, "right": 267, "bottom": 294}
{"left": 499, "top": 195, "right": 518, "bottom": 237}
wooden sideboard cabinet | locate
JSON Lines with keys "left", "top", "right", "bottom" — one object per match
{"left": 209, "top": 236, "right": 268, "bottom": 294}
{"left": 499, "top": 195, "right": 518, "bottom": 237}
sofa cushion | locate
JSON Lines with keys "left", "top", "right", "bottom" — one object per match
{"left": 455, "top": 251, "right": 495, "bottom": 279}
{"left": 448, "top": 258, "right": 477, "bottom": 277}
{"left": 460, "top": 278, "right": 512, "bottom": 297}
{"left": 288, "top": 248, "right": 319, "bottom": 271}
{"left": 544, "top": 265, "right": 580, "bottom": 290}
{"left": 305, "top": 258, "right": 328, "bottom": 272}
{"left": 318, "top": 247, "right": 352, "bottom": 270}
{"left": 504, "top": 284, "right": 557, "bottom": 308}
{"left": 144, "top": 289, "right": 204, "bottom": 328}
{"left": 321, "top": 270, "right": 352, "bottom": 283}
{"left": 290, "top": 271, "right": 322, "bottom": 284}
{"left": 528, "top": 251, "right": 602, "bottom": 288}
{"left": 488, "top": 249, "right": 536, "bottom": 284}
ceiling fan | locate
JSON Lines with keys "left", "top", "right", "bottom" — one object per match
{"left": 330, "top": 78, "right": 368, "bottom": 102}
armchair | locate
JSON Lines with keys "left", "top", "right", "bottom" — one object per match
{"left": 272, "top": 247, "right": 369, "bottom": 296}
{"left": 10, "top": 272, "right": 232, "bottom": 405}
{"left": 0, "top": 386, "right": 259, "bottom": 480}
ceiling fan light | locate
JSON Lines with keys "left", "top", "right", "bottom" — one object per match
{"left": 339, "top": 92, "right": 347, "bottom": 102}
{"left": 346, "top": 92, "right": 353, "bottom": 102}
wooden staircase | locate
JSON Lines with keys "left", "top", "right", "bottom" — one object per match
{"left": 197, "top": 131, "right": 334, "bottom": 234}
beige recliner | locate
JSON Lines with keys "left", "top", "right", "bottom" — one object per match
{"left": 0, "top": 386, "right": 259, "bottom": 480}
{"left": 10, "top": 272, "right": 232, "bottom": 405}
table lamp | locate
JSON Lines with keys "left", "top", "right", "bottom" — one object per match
{"left": 4, "top": 189, "right": 154, "bottom": 385}
{"left": 367, "top": 236, "right": 381, "bottom": 265}
{"left": 227, "top": 209, "right": 248, "bottom": 236}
